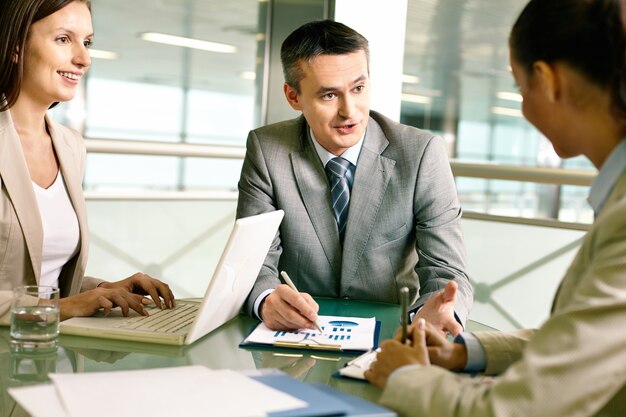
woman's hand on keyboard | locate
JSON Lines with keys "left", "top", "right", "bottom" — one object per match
{"left": 60, "top": 286, "right": 149, "bottom": 320}
{"left": 99, "top": 272, "right": 176, "bottom": 310}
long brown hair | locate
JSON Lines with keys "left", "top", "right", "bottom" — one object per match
{"left": 0, "top": 0, "right": 92, "bottom": 112}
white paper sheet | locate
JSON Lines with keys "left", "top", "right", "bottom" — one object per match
{"left": 243, "top": 315, "right": 376, "bottom": 351}
{"left": 9, "top": 384, "right": 68, "bottom": 417}
{"left": 338, "top": 349, "right": 380, "bottom": 380}
{"left": 9, "top": 366, "right": 307, "bottom": 417}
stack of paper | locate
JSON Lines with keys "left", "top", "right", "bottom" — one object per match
{"left": 9, "top": 366, "right": 307, "bottom": 417}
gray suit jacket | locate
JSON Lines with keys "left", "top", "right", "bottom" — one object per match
{"left": 237, "top": 111, "right": 472, "bottom": 323}
{"left": 0, "top": 110, "right": 101, "bottom": 324}
{"left": 379, "top": 166, "right": 626, "bottom": 416}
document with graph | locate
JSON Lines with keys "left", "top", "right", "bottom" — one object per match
{"left": 240, "top": 316, "right": 378, "bottom": 353}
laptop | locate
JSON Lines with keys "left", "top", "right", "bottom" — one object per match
{"left": 60, "top": 210, "right": 284, "bottom": 346}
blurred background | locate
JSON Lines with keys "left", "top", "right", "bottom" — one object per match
{"left": 51, "top": 0, "right": 592, "bottom": 332}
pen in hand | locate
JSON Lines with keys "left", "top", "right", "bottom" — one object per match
{"left": 280, "top": 271, "right": 324, "bottom": 334}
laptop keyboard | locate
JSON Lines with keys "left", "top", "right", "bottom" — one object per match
{"left": 116, "top": 302, "right": 199, "bottom": 333}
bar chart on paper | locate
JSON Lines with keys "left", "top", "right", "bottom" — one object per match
{"left": 242, "top": 316, "right": 376, "bottom": 352}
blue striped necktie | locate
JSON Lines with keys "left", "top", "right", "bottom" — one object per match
{"left": 325, "top": 157, "right": 353, "bottom": 243}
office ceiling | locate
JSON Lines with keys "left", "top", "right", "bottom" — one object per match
{"left": 401, "top": 0, "right": 529, "bottom": 127}
{"left": 90, "top": 0, "right": 261, "bottom": 95}
{"left": 88, "top": 0, "right": 528, "bottom": 125}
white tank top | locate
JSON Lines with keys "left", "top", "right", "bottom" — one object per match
{"left": 32, "top": 172, "right": 80, "bottom": 288}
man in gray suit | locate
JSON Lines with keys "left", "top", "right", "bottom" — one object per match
{"left": 237, "top": 20, "right": 472, "bottom": 332}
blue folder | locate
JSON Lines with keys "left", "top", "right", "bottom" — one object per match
{"left": 249, "top": 369, "right": 396, "bottom": 417}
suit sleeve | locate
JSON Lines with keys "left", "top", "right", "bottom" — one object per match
{"left": 411, "top": 135, "right": 473, "bottom": 325}
{"left": 237, "top": 130, "right": 282, "bottom": 315}
{"left": 473, "top": 329, "right": 535, "bottom": 375}
{"left": 380, "top": 205, "right": 626, "bottom": 417}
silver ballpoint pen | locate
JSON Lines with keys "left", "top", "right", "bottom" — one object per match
{"left": 280, "top": 271, "right": 324, "bottom": 334}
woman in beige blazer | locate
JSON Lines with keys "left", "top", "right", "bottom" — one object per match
{"left": 366, "top": 0, "right": 626, "bottom": 415}
{"left": 0, "top": 0, "right": 175, "bottom": 324}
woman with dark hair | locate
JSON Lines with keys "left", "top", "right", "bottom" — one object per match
{"left": 366, "top": 0, "right": 626, "bottom": 415}
{"left": 0, "top": 0, "right": 175, "bottom": 323}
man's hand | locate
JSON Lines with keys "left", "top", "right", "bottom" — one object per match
{"left": 260, "top": 284, "right": 319, "bottom": 331}
{"left": 365, "top": 318, "right": 430, "bottom": 388}
{"left": 414, "top": 280, "right": 462, "bottom": 336}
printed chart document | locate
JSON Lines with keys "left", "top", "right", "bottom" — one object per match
{"left": 241, "top": 315, "right": 377, "bottom": 352}
{"left": 9, "top": 366, "right": 306, "bottom": 417}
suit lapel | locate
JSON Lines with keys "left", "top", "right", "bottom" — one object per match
{"left": 342, "top": 118, "right": 395, "bottom": 281}
{"left": 0, "top": 110, "right": 43, "bottom": 283}
{"left": 47, "top": 116, "right": 88, "bottom": 295}
{"left": 291, "top": 126, "right": 342, "bottom": 274}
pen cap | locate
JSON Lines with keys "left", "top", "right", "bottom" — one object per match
{"left": 400, "top": 287, "right": 409, "bottom": 307}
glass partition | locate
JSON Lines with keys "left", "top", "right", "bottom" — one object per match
{"left": 86, "top": 199, "right": 584, "bottom": 331}
{"left": 401, "top": 0, "right": 596, "bottom": 223}
{"left": 462, "top": 218, "right": 585, "bottom": 331}
{"left": 85, "top": 200, "right": 237, "bottom": 298}
{"left": 61, "top": 0, "right": 267, "bottom": 193}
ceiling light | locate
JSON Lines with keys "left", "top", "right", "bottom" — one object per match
{"left": 89, "top": 49, "right": 118, "bottom": 60}
{"left": 401, "top": 93, "right": 432, "bottom": 105}
{"left": 496, "top": 91, "right": 522, "bottom": 102}
{"left": 491, "top": 106, "right": 523, "bottom": 117}
{"left": 411, "top": 87, "right": 442, "bottom": 97}
{"left": 240, "top": 71, "right": 256, "bottom": 80}
{"left": 140, "top": 32, "right": 237, "bottom": 54}
{"left": 402, "top": 74, "right": 420, "bottom": 84}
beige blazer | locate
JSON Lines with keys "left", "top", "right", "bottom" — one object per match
{"left": 0, "top": 110, "right": 101, "bottom": 324}
{"left": 379, "top": 167, "right": 626, "bottom": 416}
{"left": 237, "top": 111, "right": 472, "bottom": 323}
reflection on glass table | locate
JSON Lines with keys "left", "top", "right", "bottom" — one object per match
{"left": 0, "top": 297, "right": 497, "bottom": 414}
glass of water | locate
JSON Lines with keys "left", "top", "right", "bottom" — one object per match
{"left": 10, "top": 286, "right": 60, "bottom": 351}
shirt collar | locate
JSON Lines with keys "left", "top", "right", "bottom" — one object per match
{"left": 588, "top": 139, "right": 626, "bottom": 215}
{"left": 310, "top": 128, "right": 365, "bottom": 168}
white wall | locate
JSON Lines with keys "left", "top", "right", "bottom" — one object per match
{"left": 333, "top": 0, "right": 408, "bottom": 121}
